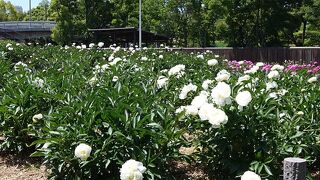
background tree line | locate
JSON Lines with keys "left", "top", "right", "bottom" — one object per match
{"left": 5, "top": 0, "right": 320, "bottom": 47}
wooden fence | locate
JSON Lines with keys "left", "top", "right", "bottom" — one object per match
{"left": 170, "top": 47, "right": 320, "bottom": 64}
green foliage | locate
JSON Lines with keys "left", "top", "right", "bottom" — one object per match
{"left": 0, "top": 42, "right": 319, "bottom": 179}
{"left": 0, "top": 0, "right": 24, "bottom": 21}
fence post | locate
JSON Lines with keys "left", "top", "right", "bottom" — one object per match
{"left": 283, "top": 157, "right": 306, "bottom": 180}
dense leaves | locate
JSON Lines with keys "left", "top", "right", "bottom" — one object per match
{"left": 0, "top": 42, "right": 319, "bottom": 179}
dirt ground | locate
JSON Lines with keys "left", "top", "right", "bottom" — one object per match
{"left": 0, "top": 152, "right": 48, "bottom": 180}
{"left": 0, "top": 149, "right": 208, "bottom": 180}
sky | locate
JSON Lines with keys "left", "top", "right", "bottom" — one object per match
{"left": 6, "top": 0, "right": 49, "bottom": 12}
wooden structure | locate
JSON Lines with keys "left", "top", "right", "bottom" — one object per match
{"left": 171, "top": 47, "right": 320, "bottom": 64}
{"left": 89, "top": 27, "right": 169, "bottom": 47}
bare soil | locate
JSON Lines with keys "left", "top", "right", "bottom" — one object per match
{"left": 0, "top": 152, "right": 48, "bottom": 180}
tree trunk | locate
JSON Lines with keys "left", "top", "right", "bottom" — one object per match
{"left": 302, "top": 20, "right": 307, "bottom": 46}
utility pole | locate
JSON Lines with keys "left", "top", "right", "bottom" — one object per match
{"left": 29, "top": 0, "right": 32, "bottom": 27}
{"left": 139, "top": 0, "right": 142, "bottom": 48}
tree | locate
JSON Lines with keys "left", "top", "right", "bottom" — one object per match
{"left": 0, "top": 0, "right": 25, "bottom": 21}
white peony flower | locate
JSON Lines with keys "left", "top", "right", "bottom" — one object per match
{"left": 108, "top": 55, "right": 114, "bottom": 61}
{"left": 157, "top": 76, "right": 169, "bottom": 89}
{"left": 297, "top": 111, "right": 304, "bottom": 115}
{"left": 235, "top": 91, "right": 252, "bottom": 107}
{"left": 267, "top": 70, "right": 280, "bottom": 79}
{"left": 191, "top": 94, "right": 208, "bottom": 109}
{"left": 81, "top": 44, "right": 87, "bottom": 49}
{"left": 256, "top": 62, "right": 264, "bottom": 67}
{"left": 208, "top": 108, "right": 228, "bottom": 128}
{"left": 33, "top": 77, "right": 45, "bottom": 88}
{"left": 237, "top": 75, "right": 250, "bottom": 84}
{"left": 198, "top": 104, "right": 228, "bottom": 128}
{"left": 74, "top": 143, "right": 92, "bottom": 161}
{"left": 244, "top": 66, "right": 259, "bottom": 74}
{"left": 271, "top": 64, "right": 284, "bottom": 71}
{"left": 8, "top": 47, "right": 13, "bottom": 51}
{"left": 89, "top": 43, "right": 95, "bottom": 48}
{"left": 211, "top": 82, "right": 231, "bottom": 106}
{"left": 112, "top": 76, "right": 119, "bottom": 82}
{"left": 98, "top": 42, "right": 104, "bottom": 48}
{"left": 185, "top": 105, "right": 199, "bottom": 116}
{"left": 266, "top": 81, "right": 278, "bottom": 91}
{"left": 307, "top": 77, "right": 317, "bottom": 83}
{"left": 6, "top": 43, "right": 12, "bottom": 48}
{"left": 168, "top": 64, "right": 185, "bottom": 77}
{"left": 110, "top": 57, "right": 122, "bottom": 66}
{"left": 175, "top": 106, "right": 186, "bottom": 114}
{"left": 202, "top": 80, "right": 213, "bottom": 90}
{"left": 198, "top": 103, "right": 215, "bottom": 121}
{"left": 141, "top": 56, "right": 148, "bottom": 61}
{"left": 158, "top": 55, "right": 163, "bottom": 59}
{"left": 207, "top": 59, "right": 218, "bottom": 66}
{"left": 179, "top": 83, "right": 197, "bottom": 99}
{"left": 32, "top": 113, "right": 43, "bottom": 123}
{"left": 268, "top": 92, "right": 278, "bottom": 99}
{"left": 14, "top": 61, "right": 28, "bottom": 71}
{"left": 215, "top": 70, "right": 230, "bottom": 82}
{"left": 120, "top": 159, "right": 146, "bottom": 180}
{"left": 241, "top": 171, "right": 261, "bottom": 180}
{"left": 196, "top": 54, "right": 204, "bottom": 59}
{"left": 88, "top": 76, "right": 98, "bottom": 86}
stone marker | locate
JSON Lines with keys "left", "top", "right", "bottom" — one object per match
{"left": 283, "top": 157, "right": 306, "bottom": 180}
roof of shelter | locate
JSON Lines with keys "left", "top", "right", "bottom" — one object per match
{"left": 88, "top": 27, "right": 169, "bottom": 42}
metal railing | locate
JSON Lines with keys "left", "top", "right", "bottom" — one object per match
{"left": 0, "top": 21, "right": 56, "bottom": 30}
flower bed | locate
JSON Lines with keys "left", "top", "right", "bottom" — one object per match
{"left": 0, "top": 42, "right": 319, "bottom": 179}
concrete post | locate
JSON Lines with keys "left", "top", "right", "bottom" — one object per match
{"left": 283, "top": 157, "right": 307, "bottom": 180}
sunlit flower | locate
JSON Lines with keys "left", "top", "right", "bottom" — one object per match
{"left": 120, "top": 159, "right": 146, "bottom": 180}
{"left": 14, "top": 61, "right": 28, "bottom": 71}
{"left": 215, "top": 70, "right": 230, "bottom": 82}
{"left": 98, "top": 42, "right": 104, "bottom": 48}
{"left": 75, "top": 143, "right": 92, "bottom": 161}
{"left": 168, "top": 64, "right": 185, "bottom": 77}
{"left": 271, "top": 64, "right": 284, "bottom": 71}
{"left": 236, "top": 91, "right": 252, "bottom": 107}
{"left": 157, "top": 76, "right": 169, "bottom": 89}
{"left": 185, "top": 105, "right": 199, "bottom": 116}
{"left": 245, "top": 66, "right": 259, "bottom": 74}
{"left": 198, "top": 103, "right": 228, "bottom": 128}
{"left": 208, "top": 59, "right": 218, "bottom": 66}
{"left": 159, "top": 55, "right": 163, "bottom": 59}
{"left": 33, "top": 77, "right": 45, "bottom": 88}
{"left": 175, "top": 106, "right": 186, "bottom": 114}
{"left": 89, "top": 43, "right": 95, "bottom": 48}
{"left": 266, "top": 81, "right": 278, "bottom": 91}
{"left": 241, "top": 171, "right": 261, "bottom": 180}
{"left": 211, "top": 82, "right": 231, "bottom": 106}
{"left": 202, "top": 80, "right": 213, "bottom": 90}
{"left": 297, "top": 111, "right": 304, "bottom": 115}
{"left": 308, "top": 77, "right": 317, "bottom": 83}
{"left": 267, "top": 70, "right": 280, "bottom": 79}
{"left": 112, "top": 76, "right": 119, "bottom": 82}
{"left": 256, "top": 62, "right": 264, "bottom": 67}
{"left": 141, "top": 56, "right": 148, "bottom": 61}
{"left": 191, "top": 94, "right": 208, "bottom": 109}
{"left": 196, "top": 54, "right": 204, "bottom": 59}
{"left": 179, "top": 83, "right": 197, "bottom": 99}
{"left": 237, "top": 75, "right": 250, "bottom": 84}
{"left": 32, "top": 113, "right": 43, "bottom": 123}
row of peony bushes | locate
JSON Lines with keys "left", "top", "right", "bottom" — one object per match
{"left": 0, "top": 41, "right": 319, "bottom": 179}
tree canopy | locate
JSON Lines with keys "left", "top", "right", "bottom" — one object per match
{"left": 5, "top": 0, "right": 320, "bottom": 47}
